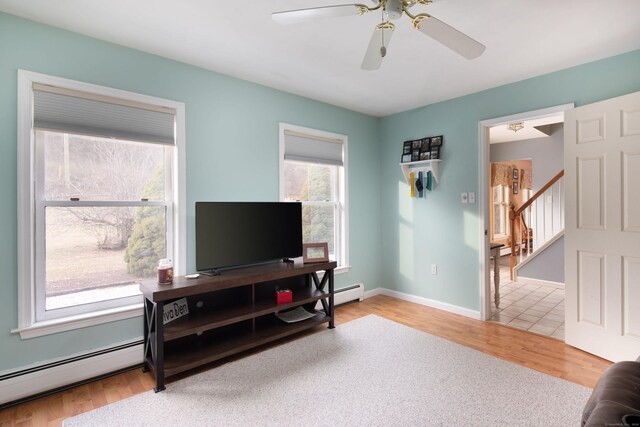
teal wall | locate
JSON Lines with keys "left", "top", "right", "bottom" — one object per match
{"left": 0, "top": 13, "right": 381, "bottom": 371}
{"left": 378, "top": 49, "right": 640, "bottom": 311}
{"left": 1, "top": 10, "right": 639, "bottom": 374}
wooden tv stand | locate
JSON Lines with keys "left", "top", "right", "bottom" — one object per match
{"left": 140, "top": 260, "right": 336, "bottom": 392}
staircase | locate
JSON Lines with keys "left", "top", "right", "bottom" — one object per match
{"left": 509, "top": 170, "right": 564, "bottom": 279}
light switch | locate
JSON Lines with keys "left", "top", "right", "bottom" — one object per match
{"left": 468, "top": 192, "right": 476, "bottom": 204}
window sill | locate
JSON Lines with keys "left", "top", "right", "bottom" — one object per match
{"left": 335, "top": 265, "right": 351, "bottom": 275}
{"left": 11, "top": 303, "right": 143, "bottom": 339}
{"left": 315, "top": 265, "right": 350, "bottom": 279}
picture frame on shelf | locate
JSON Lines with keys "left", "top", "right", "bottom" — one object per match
{"left": 420, "top": 138, "right": 430, "bottom": 152}
{"left": 302, "top": 243, "right": 329, "bottom": 263}
{"left": 403, "top": 140, "right": 412, "bottom": 155}
{"left": 430, "top": 136, "right": 443, "bottom": 147}
{"left": 401, "top": 135, "right": 444, "bottom": 163}
{"left": 513, "top": 182, "right": 519, "bottom": 195}
{"left": 419, "top": 138, "right": 431, "bottom": 161}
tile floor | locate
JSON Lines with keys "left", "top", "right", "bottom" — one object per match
{"left": 489, "top": 259, "right": 565, "bottom": 340}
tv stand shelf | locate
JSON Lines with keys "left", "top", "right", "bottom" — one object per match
{"left": 163, "top": 313, "right": 329, "bottom": 377}
{"left": 140, "top": 260, "right": 336, "bottom": 392}
{"left": 163, "top": 288, "right": 329, "bottom": 341}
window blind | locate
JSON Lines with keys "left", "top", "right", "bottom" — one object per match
{"left": 283, "top": 131, "right": 343, "bottom": 166}
{"left": 33, "top": 83, "right": 176, "bottom": 145}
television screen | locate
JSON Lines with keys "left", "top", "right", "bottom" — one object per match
{"left": 195, "top": 202, "right": 303, "bottom": 272}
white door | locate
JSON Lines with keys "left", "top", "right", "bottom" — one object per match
{"left": 565, "top": 91, "right": 640, "bottom": 362}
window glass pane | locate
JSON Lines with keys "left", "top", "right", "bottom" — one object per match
{"left": 492, "top": 185, "right": 502, "bottom": 203}
{"left": 38, "top": 130, "right": 166, "bottom": 201}
{"left": 283, "top": 161, "right": 337, "bottom": 202}
{"left": 493, "top": 205, "right": 505, "bottom": 235}
{"left": 302, "top": 204, "right": 336, "bottom": 256}
{"left": 45, "top": 206, "right": 166, "bottom": 310}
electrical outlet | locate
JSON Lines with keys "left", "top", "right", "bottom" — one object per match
{"left": 431, "top": 264, "right": 437, "bottom": 275}
{"left": 468, "top": 192, "right": 476, "bottom": 204}
{"left": 461, "top": 192, "right": 468, "bottom": 204}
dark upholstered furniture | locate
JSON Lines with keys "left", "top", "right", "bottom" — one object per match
{"left": 582, "top": 356, "right": 640, "bottom": 426}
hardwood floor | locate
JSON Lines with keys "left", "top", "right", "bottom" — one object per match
{"left": 0, "top": 295, "right": 611, "bottom": 426}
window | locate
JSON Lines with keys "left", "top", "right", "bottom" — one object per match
{"left": 279, "top": 124, "right": 348, "bottom": 271}
{"left": 492, "top": 185, "right": 510, "bottom": 239}
{"left": 16, "top": 70, "right": 185, "bottom": 338}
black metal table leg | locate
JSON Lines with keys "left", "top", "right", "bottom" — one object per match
{"left": 328, "top": 268, "right": 335, "bottom": 329}
{"left": 142, "top": 298, "right": 151, "bottom": 373}
{"left": 153, "top": 301, "right": 165, "bottom": 392}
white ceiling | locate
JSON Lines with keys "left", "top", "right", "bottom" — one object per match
{"left": 1, "top": 0, "right": 639, "bottom": 117}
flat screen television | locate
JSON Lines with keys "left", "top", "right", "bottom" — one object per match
{"left": 195, "top": 202, "right": 303, "bottom": 273}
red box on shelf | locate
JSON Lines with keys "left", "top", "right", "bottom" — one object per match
{"left": 276, "top": 289, "right": 292, "bottom": 305}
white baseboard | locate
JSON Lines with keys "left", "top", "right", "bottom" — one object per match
{"left": 513, "top": 276, "right": 565, "bottom": 289}
{"left": 363, "top": 287, "right": 383, "bottom": 299}
{"left": 0, "top": 340, "right": 143, "bottom": 406}
{"left": 363, "top": 287, "right": 481, "bottom": 320}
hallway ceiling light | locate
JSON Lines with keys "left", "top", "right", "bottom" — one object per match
{"left": 507, "top": 122, "right": 524, "bottom": 132}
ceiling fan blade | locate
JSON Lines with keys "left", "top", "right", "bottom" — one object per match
{"left": 413, "top": 14, "right": 485, "bottom": 59}
{"left": 361, "top": 23, "right": 395, "bottom": 71}
{"left": 272, "top": 4, "right": 368, "bottom": 25}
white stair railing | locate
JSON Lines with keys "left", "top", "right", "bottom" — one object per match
{"left": 509, "top": 170, "right": 564, "bottom": 278}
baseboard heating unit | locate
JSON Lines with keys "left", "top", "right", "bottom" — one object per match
{"left": 0, "top": 340, "right": 142, "bottom": 408}
{"left": 315, "top": 283, "right": 364, "bottom": 310}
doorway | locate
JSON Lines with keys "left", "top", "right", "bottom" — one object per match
{"left": 478, "top": 104, "right": 573, "bottom": 338}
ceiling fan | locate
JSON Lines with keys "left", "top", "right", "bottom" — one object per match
{"left": 272, "top": 0, "right": 486, "bottom": 70}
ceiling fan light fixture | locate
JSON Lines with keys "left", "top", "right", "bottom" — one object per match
{"left": 507, "top": 122, "right": 525, "bottom": 132}
{"left": 273, "top": 0, "right": 486, "bottom": 67}
{"left": 385, "top": 0, "right": 403, "bottom": 20}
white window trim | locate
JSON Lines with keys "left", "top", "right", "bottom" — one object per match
{"left": 14, "top": 70, "right": 186, "bottom": 339}
{"left": 278, "top": 123, "right": 350, "bottom": 273}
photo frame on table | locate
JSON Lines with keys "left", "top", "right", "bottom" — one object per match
{"left": 411, "top": 149, "right": 420, "bottom": 162}
{"left": 412, "top": 140, "right": 421, "bottom": 150}
{"left": 512, "top": 168, "right": 519, "bottom": 180}
{"left": 430, "top": 146, "right": 440, "bottom": 160}
{"left": 302, "top": 243, "right": 329, "bottom": 263}
{"left": 401, "top": 153, "right": 412, "bottom": 163}
{"left": 513, "top": 182, "right": 519, "bottom": 195}
{"left": 419, "top": 151, "right": 430, "bottom": 160}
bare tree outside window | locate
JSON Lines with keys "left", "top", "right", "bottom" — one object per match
{"left": 38, "top": 130, "right": 168, "bottom": 309}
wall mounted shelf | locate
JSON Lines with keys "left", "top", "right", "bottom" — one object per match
{"left": 399, "top": 159, "right": 441, "bottom": 185}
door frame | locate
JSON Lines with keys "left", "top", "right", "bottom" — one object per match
{"left": 477, "top": 103, "right": 574, "bottom": 321}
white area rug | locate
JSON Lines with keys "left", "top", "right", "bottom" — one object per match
{"left": 64, "top": 315, "right": 591, "bottom": 426}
